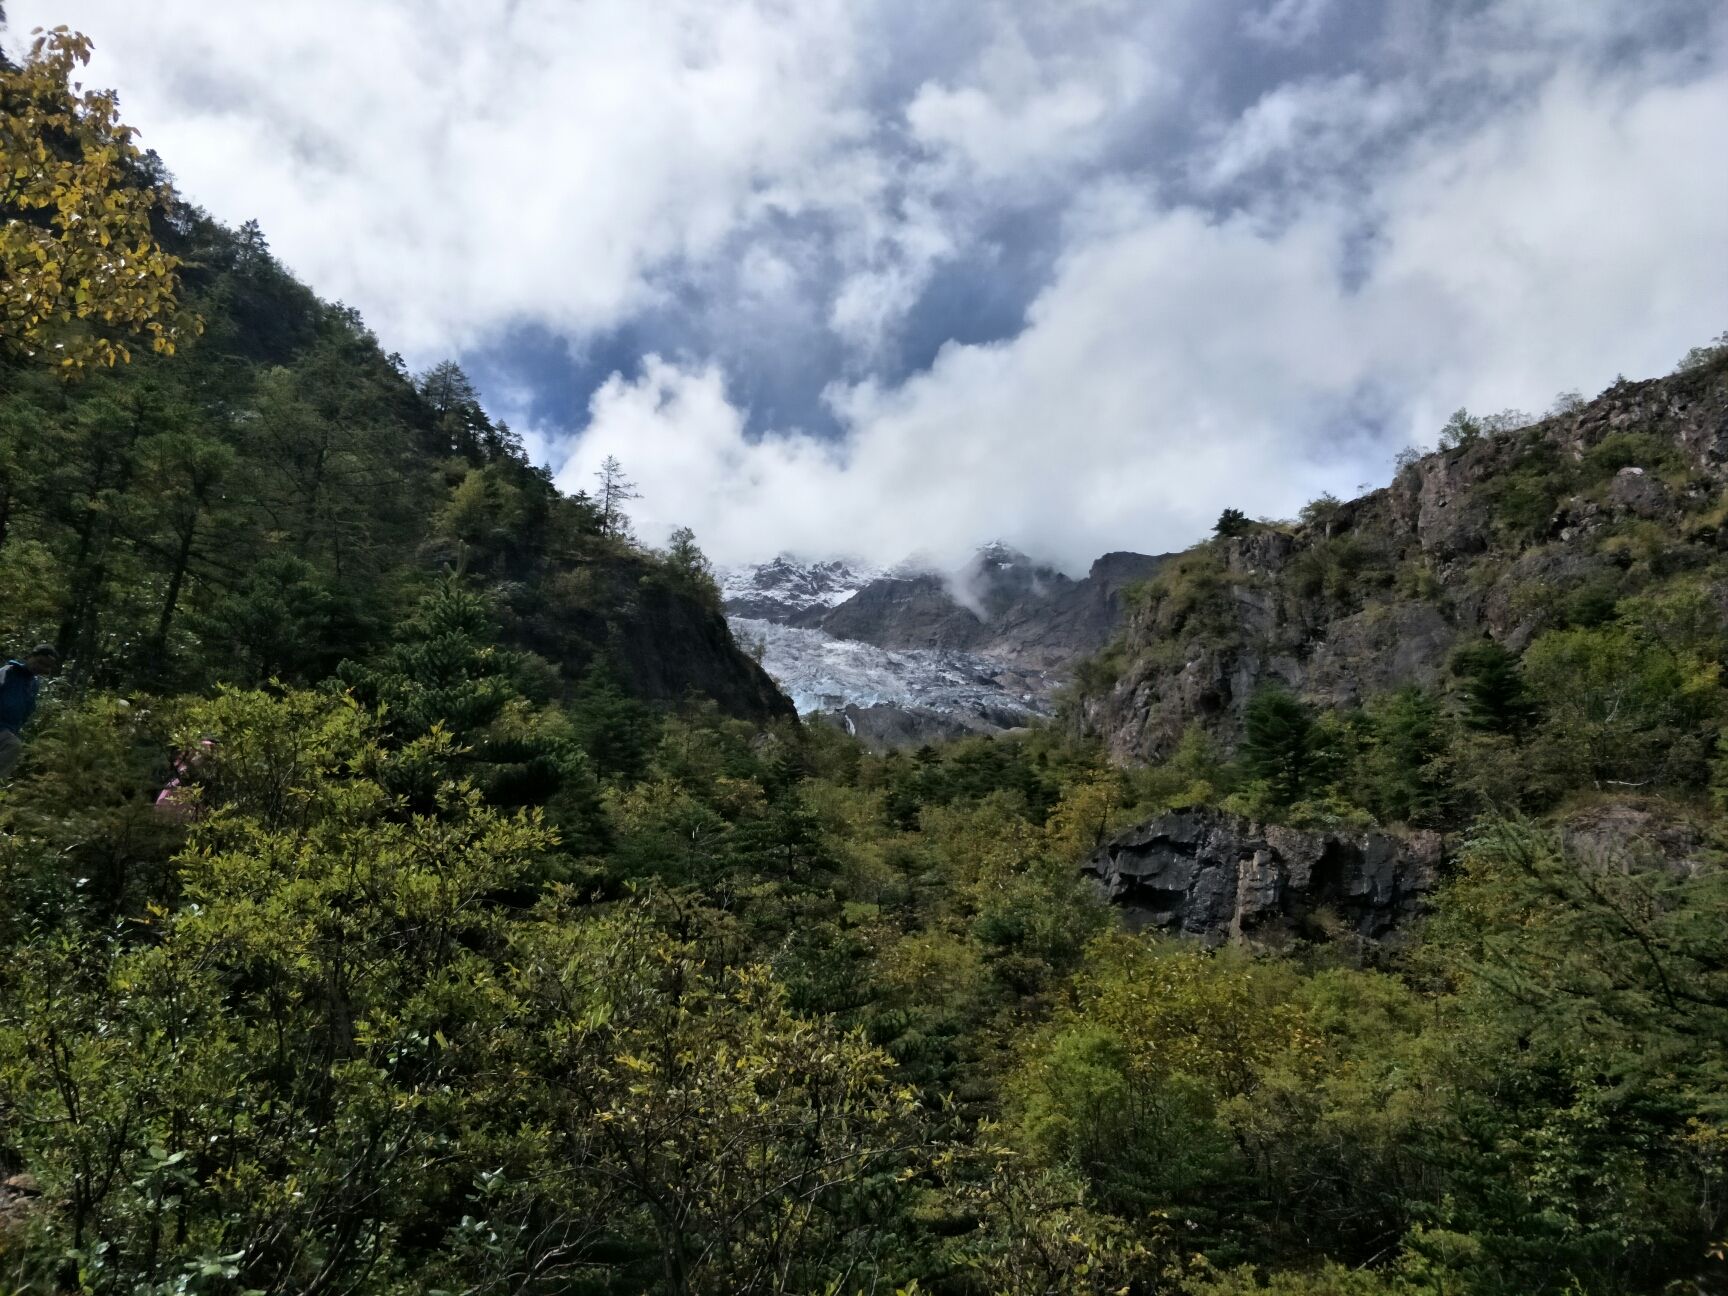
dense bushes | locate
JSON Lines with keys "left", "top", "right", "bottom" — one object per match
{"left": 1000, "top": 816, "right": 1728, "bottom": 1294}
{"left": 8, "top": 566, "right": 1728, "bottom": 1291}
{"left": 15, "top": 657, "right": 1726, "bottom": 1293}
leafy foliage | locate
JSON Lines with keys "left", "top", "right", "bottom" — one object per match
{"left": 1237, "top": 687, "right": 1327, "bottom": 807}
{"left": 0, "top": 29, "right": 195, "bottom": 370}
{"left": 1215, "top": 508, "right": 1251, "bottom": 538}
{"left": 1450, "top": 638, "right": 1532, "bottom": 735}
{"left": 1675, "top": 330, "right": 1728, "bottom": 374}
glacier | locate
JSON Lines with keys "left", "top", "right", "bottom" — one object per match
{"left": 716, "top": 548, "right": 1143, "bottom": 746}
{"left": 728, "top": 616, "right": 1057, "bottom": 729}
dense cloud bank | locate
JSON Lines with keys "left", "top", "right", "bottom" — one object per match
{"left": 18, "top": 1, "right": 1728, "bottom": 569}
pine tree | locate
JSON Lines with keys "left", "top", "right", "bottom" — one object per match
{"left": 594, "top": 454, "right": 640, "bottom": 538}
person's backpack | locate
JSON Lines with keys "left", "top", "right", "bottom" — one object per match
{"left": 0, "top": 661, "right": 38, "bottom": 733}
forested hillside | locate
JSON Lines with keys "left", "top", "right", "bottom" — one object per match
{"left": 4, "top": 27, "right": 1728, "bottom": 1296}
{"left": 0, "top": 210, "right": 787, "bottom": 719}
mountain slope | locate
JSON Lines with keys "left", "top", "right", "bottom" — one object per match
{"left": 0, "top": 209, "right": 790, "bottom": 722}
{"left": 1075, "top": 353, "right": 1728, "bottom": 772}
{"left": 809, "top": 543, "right": 1167, "bottom": 668}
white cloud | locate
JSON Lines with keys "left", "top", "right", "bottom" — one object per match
{"left": 560, "top": 42, "right": 1728, "bottom": 572}
{"left": 1198, "top": 73, "right": 1412, "bottom": 190}
{"left": 561, "top": 199, "right": 1386, "bottom": 570}
{"left": 1243, "top": 0, "right": 1335, "bottom": 47}
{"left": 559, "top": 357, "right": 856, "bottom": 557}
{"left": 906, "top": 80, "right": 1110, "bottom": 180}
{"left": 13, "top": 2, "right": 1728, "bottom": 574}
{"left": 12, "top": 0, "right": 880, "bottom": 353}
{"left": 1371, "top": 65, "right": 1728, "bottom": 406}
{"left": 12, "top": 0, "right": 1184, "bottom": 365}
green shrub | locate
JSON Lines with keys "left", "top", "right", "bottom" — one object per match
{"left": 1582, "top": 430, "right": 1684, "bottom": 483}
{"left": 1238, "top": 687, "right": 1329, "bottom": 806}
{"left": 1288, "top": 535, "right": 1384, "bottom": 605}
{"left": 1449, "top": 638, "right": 1532, "bottom": 734}
{"left": 1353, "top": 686, "right": 1448, "bottom": 824}
{"left": 1072, "top": 641, "right": 1128, "bottom": 697}
{"left": 1136, "top": 549, "right": 1237, "bottom": 647}
{"left": 1520, "top": 621, "right": 1720, "bottom": 788}
{"left": 1674, "top": 329, "right": 1728, "bottom": 373}
{"left": 1482, "top": 435, "right": 1572, "bottom": 541}
{"left": 1133, "top": 722, "right": 1234, "bottom": 809}
{"left": 1215, "top": 507, "right": 1252, "bottom": 538}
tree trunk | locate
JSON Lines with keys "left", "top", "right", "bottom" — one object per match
{"left": 156, "top": 517, "right": 200, "bottom": 645}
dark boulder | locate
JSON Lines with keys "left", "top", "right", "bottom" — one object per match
{"left": 1083, "top": 807, "right": 1442, "bottom": 945}
{"left": 1608, "top": 466, "right": 1672, "bottom": 519}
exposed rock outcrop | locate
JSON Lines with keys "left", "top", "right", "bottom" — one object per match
{"left": 1083, "top": 807, "right": 1443, "bottom": 945}
{"left": 1078, "top": 357, "right": 1728, "bottom": 762}
{"left": 814, "top": 571, "right": 987, "bottom": 649}
{"left": 1609, "top": 465, "right": 1671, "bottom": 519}
{"left": 976, "top": 550, "right": 1171, "bottom": 670}
{"left": 0, "top": 1172, "right": 38, "bottom": 1238}
{"left": 1559, "top": 798, "right": 1709, "bottom": 875}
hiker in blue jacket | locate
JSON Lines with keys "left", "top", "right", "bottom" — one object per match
{"left": 0, "top": 643, "right": 60, "bottom": 778}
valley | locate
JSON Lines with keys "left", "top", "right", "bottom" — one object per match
{"left": 721, "top": 543, "right": 1165, "bottom": 745}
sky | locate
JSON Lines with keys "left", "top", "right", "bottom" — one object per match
{"left": 10, "top": 1, "right": 1728, "bottom": 572}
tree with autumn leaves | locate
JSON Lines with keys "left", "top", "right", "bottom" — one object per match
{"left": 0, "top": 25, "right": 193, "bottom": 373}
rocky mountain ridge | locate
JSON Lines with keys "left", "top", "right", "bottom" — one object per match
{"left": 718, "top": 556, "right": 886, "bottom": 621}
{"left": 1075, "top": 356, "right": 1728, "bottom": 762}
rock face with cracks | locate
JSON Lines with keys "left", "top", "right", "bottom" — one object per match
{"left": 1083, "top": 807, "right": 1443, "bottom": 945}
{"left": 1075, "top": 358, "right": 1728, "bottom": 763}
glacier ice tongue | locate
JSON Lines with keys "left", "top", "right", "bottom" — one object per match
{"left": 730, "top": 617, "right": 1055, "bottom": 724}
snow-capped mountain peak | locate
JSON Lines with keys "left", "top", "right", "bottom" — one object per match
{"left": 972, "top": 540, "right": 1023, "bottom": 568}
{"left": 717, "top": 555, "right": 884, "bottom": 621}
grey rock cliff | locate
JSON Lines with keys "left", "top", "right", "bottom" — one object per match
{"left": 1078, "top": 358, "right": 1728, "bottom": 763}
{"left": 813, "top": 572, "right": 988, "bottom": 649}
{"left": 1083, "top": 807, "right": 1443, "bottom": 945}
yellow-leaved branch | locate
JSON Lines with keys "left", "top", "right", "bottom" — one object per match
{"left": 0, "top": 26, "right": 197, "bottom": 373}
